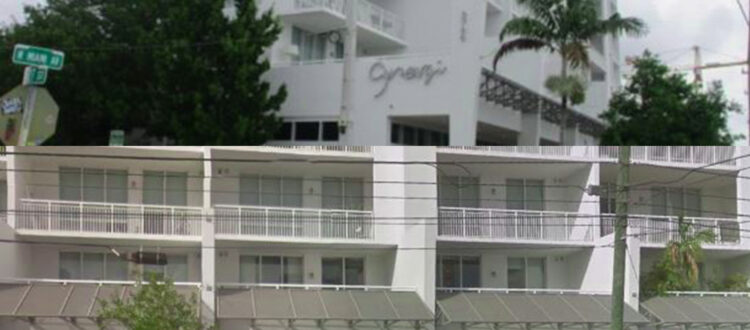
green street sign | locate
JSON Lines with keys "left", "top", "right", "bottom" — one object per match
{"left": 12, "top": 44, "right": 65, "bottom": 70}
{"left": 109, "top": 130, "right": 125, "bottom": 146}
{"left": 23, "top": 66, "right": 48, "bottom": 85}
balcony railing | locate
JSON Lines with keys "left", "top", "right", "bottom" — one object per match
{"left": 215, "top": 205, "right": 373, "bottom": 240}
{"left": 256, "top": 146, "right": 372, "bottom": 154}
{"left": 441, "top": 146, "right": 579, "bottom": 157}
{"left": 17, "top": 199, "right": 203, "bottom": 237}
{"left": 599, "top": 146, "right": 737, "bottom": 166}
{"left": 600, "top": 214, "right": 740, "bottom": 245}
{"left": 292, "top": 0, "right": 404, "bottom": 40}
{"left": 439, "top": 207, "right": 596, "bottom": 242}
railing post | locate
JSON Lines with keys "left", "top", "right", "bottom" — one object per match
{"left": 79, "top": 203, "right": 83, "bottom": 232}
{"left": 47, "top": 201, "right": 51, "bottom": 230}
{"left": 141, "top": 205, "right": 145, "bottom": 234}
{"left": 265, "top": 208, "right": 269, "bottom": 236}
{"left": 110, "top": 204, "right": 114, "bottom": 233}
{"left": 514, "top": 211, "right": 519, "bottom": 239}
{"left": 713, "top": 147, "right": 717, "bottom": 163}
{"left": 171, "top": 208, "right": 175, "bottom": 235}
{"left": 345, "top": 211, "right": 349, "bottom": 239}
{"left": 318, "top": 210, "right": 323, "bottom": 238}
{"left": 462, "top": 209, "right": 466, "bottom": 237}
{"left": 292, "top": 210, "right": 296, "bottom": 237}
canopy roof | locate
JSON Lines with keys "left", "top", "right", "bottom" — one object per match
{"left": 437, "top": 292, "right": 648, "bottom": 326}
{"left": 217, "top": 288, "right": 433, "bottom": 324}
{"left": 642, "top": 295, "right": 750, "bottom": 325}
{"left": 0, "top": 282, "right": 198, "bottom": 319}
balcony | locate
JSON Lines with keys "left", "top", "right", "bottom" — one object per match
{"left": 250, "top": 145, "right": 372, "bottom": 155}
{"left": 600, "top": 214, "right": 741, "bottom": 246}
{"left": 16, "top": 199, "right": 203, "bottom": 238}
{"left": 214, "top": 205, "right": 373, "bottom": 241}
{"left": 277, "top": 0, "right": 406, "bottom": 48}
{"left": 438, "top": 207, "right": 597, "bottom": 244}
{"left": 599, "top": 146, "right": 738, "bottom": 168}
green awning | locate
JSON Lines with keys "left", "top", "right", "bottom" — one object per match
{"left": 642, "top": 295, "right": 750, "bottom": 325}
{"left": 0, "top": 282, "right": 199, "bottom": 319}
{"left": 217, "top": 288, "right": 433, "bottom": 324}
{"left": 437, "top": 292, "right": 648, "bottom": 327}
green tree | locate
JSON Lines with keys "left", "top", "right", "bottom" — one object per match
{"left": 0, "top": 0, "right": 286, "bottom": 145}
{"left": 97, "top": 276, "right": 205, "bottom": 330}
{"left": 493, "top": 0, "right": 645, "bottom": 143}
{"left": 641, "top": 217, "right": 715, "bottom": 298}
{"left": 600, "top": 52, "right": 742, "bottom": 145}
{"left": 708, "top": 273, "right": 750, "bottom": 292}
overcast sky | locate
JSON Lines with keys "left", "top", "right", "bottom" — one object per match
{"left": 2, "top": 0, "right": 749, "bottom": 144}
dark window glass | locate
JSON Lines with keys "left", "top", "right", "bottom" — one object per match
{"left": 345, "top": 258, "right": 365, "bottom": 285}
{"left": 322, "top": 122, "right": 340, "bottom": 141}
{"left": 295, "top": 122, "right": 320, "bottom": 141}
{"left": 403, "top": 126, "right": 416, "bottom": 145}
{"left": 322, "top": 258, "right": 343, "bottom": 285}
{"left": 391, "top": 123, "right": 401, "bottom": 144}
{"left": 275, "top": 122, "right": 292, "bottom": 140}
{"left": 462, "top": 257, "right": 480, "bottom": 288}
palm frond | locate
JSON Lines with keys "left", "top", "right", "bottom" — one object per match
{"left": 516, "top": 0, "right": 563, "bottom": 32}
{"left": 500, "top": 17, "right": 555, "bottom": 42}
{"left": 493, "top": 38, "right": 551, "bottom": 71}
{"left": 544, "top": 75, "right": 587, "bottom": 105}
{"left": 560, "top": 42, "right": 590, "bottom": 69}
{"left": 599, "top": 14, "right": 647, "bottom": 38}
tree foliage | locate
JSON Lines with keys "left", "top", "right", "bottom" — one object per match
{"left": 600, "top": 52, "right": 742, "bottom": 146}
{"left": 97, "top": 276, "right": 206, "bottom": 330}
{"left": 0, "top": 0, "right": 286, "bottom": 145}
{"left": 494, "top": 0, "right": 645, "bottom": 131}
{"left": 641, "top": 218, "right": 715, "bottom": 299}
{"left": 708, "top": 273, "right": 750, "bottom": 292}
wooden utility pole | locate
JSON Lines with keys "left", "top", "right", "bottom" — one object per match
{"left": 610, "top": 146, "right": 630, "bottom": 330}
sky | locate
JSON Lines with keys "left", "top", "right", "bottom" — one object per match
{"left": 2, "top": 0, "right": 749, "bottom": 144}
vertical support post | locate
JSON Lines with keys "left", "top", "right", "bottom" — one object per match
{"left": 339, "top": 0, "right": 358, "bottom": 144}
{"left": 201, "top": 147, "right": 216, "bottom": 327}
{"left": 611, "top": 146, "right": 630, "bottom": 330}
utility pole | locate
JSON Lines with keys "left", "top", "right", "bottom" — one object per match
{"left": 339, "top": 0, "right": 357, "bottom": 144}
{"left": 746, "top": 0, "right": 750, "bottom": 145}
{"left": 692, "top": 45, "right": 703, "bottom": 85}
{"left": 610, "top": 146, "right": 630, "bottom": 330}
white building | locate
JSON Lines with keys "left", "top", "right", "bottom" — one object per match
{"left": 257, "top": 0, "right": 622, "bottom": 147}
{"left": 0, "top": 146, "right": 748, "bottom": 329}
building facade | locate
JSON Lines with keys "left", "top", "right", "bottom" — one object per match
{"left": 256, "top": 0, "right": 622, "bottom": 147}
{"left": 0, "top": 146, "right": 747, "bottom": 329}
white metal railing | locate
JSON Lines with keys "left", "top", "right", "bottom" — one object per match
{"left": 441, "top": 146, "right": 579, "bottom": 157}
{"left": 293, "top": 0, "right": 345, "bottom": 14}
{"left": 215, "top": 205, "right": 373, "bottom": 240}
{"left": 0, "top": 278, "right": 202, "bottom": 287}
{"left": 667, "top": 291, "right": 750, "bottom": 297}
{"left": 598, "top": 146, "right": 737, "bottom": 166}
{"left": 292, "top": 0, "right": 404, "bottom": 40}
{"left": 438, "top": 207, "right": 597, "bottom": 242}
{"left": 257, "top": 146, "right": 372, "bottom": 154}
{"left": 356, "top": 0, "right": 405, "bottom": 40}
{"left": 218, "top": 283, "right": 416, "bottom": 292}
{"left": 437, "top": 287, "right": 610, "bottom": 295}
{"left": 600, "top": 213, "right": 740, "bottom": 245}
{"left": 17, "top": 199, "right": 203, "bottom": 237}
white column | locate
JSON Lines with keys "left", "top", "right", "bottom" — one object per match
{"left": 518, "top": 109, "right": 541, "bottom": 145}
{"left": 201, "top": 147, "right": 216, "bottom": 326}
{"left": 737, "top": 147, "right": 750, "bottom": 248}
{"left": 373, "top": 146, "right": 438, "bottom": 311}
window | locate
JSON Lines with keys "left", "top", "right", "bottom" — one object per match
{"left": 599, "top": 183, "right": 617, "bottom": 214}
{"left": 59, "top": 167, "right": 128, "bottom": 203}
{"left": 322, "top": 177, "right": 365, "bottom": 210}
{"left": 141, "top": 254, "right": 189, "bottom": 282}
{"left": 436, "top": 255, "right": 480, "bottom": 288}
{"left": 391, "top": 123, "right": 449, "bottom": 146}
{"left": 439, "top": 176, "right": 480, "bottom": 208}
{"left": 651, "top": 187, "right": 701, "bottom": 217}
{"left": 59, "top": 252, "right": 130, "bottom": 280}
{"left": 240, "top": 175, "right": 303, "bottom": 208}
{"left": 239, "top": 256, "right": 304, "bottom": 284}
{"left": 272, "top": 121, "right": 340, "bottom": 142}
{"left": 295, "top": 122, "right": 320, "bottom": 141}
{"left": 322, "top": 257, "right": 364, "bottom": 285}
{"left": 507, "top": 257, "right": 546, "bottom": 289}
{"left": 292, "top": 27, "right": 332, "bottom": 62}
{"left": 142, "top": 171, "right": 188, "bottom": 206}
{"left": 506, "top": 179, "right": 544, "bottom": 211}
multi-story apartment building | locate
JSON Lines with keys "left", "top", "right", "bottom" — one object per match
{"left": 0, "top": 146, "right": 748, "bottom": 329}
{"left": 255, "top": 0, "right": 622, "bottom": 147}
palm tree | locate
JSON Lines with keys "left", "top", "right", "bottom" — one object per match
{"left": 493, "top": 0, "right": 645, "bottom": 144}
{"left": 641, "top": 217, "right": 715, "bottom": 298}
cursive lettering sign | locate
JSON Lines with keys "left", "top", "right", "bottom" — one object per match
{"left": 369, "top": 60, "right": 448, "bottom": 98}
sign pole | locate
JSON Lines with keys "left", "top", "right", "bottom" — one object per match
{"left": 18, "top": 86, "right": 37, "bottom": 146}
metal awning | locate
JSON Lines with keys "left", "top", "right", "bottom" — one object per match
{"left": 217, "top": 288, "right": 434, "bottom": 326}
{"left": 437, "top": 292, "right": 649, "bottom": 328}
{"left": 0, "top": 282, "right": 199, "bottom": 320}
{"left": 642, "top": 295, "right": 750, "bottom": 327}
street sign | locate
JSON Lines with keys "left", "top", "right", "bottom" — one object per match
{"left": 22, "top": 66, "right": 48, "bottom": 85}
{"left": 0, "top": 85, "right": 59, "bottom": 146}
{"left": 12, "top": 44, "right": 65, "bottom": 70}
{"left": 109, "top": 130, "right": 125, "bottom": 146}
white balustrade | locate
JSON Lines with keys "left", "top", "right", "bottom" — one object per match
{"left": 600, "top": 213, "right": 740, "bottom": 245}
